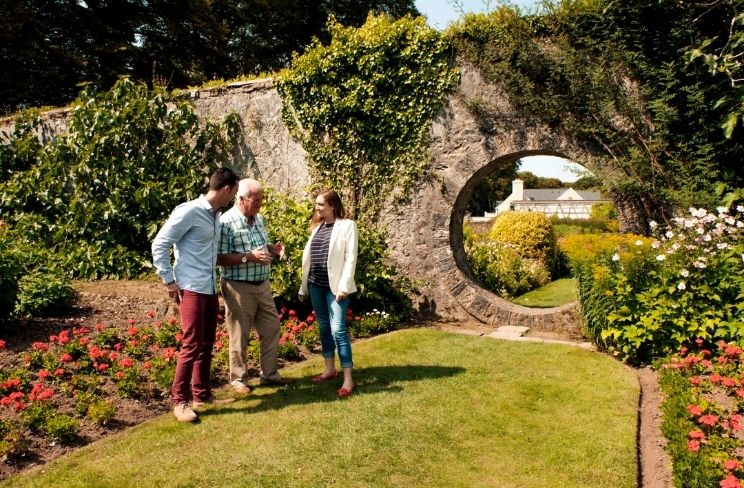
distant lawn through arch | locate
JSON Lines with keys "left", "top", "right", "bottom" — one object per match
{"left": 4, "top": 329, "right": 638, "bottom": 488}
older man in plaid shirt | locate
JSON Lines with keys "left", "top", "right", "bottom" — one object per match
{"left": 217, "top": 178, "right": 286, "bottom": 393}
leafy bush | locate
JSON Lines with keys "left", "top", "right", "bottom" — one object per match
{"left": 14, "top": 269, "right": 75, "bottom": 317}
{"left": 0, "top": 78, "right": 239, "bottom": 279}
{"left": 349, "top": 309, "right": 398, "bottom": 338}
{"left": 43, "top": 414, "right": 79, "bottom": 443}
{"left": 0, "top": 225, "right": 22, "bottom": 322}
{"left": 572, "top": 207, "right": 744, "bottom": 363}
{"left": 488, "top": 211, "right": 558, "bottom": 277}
{"left": 464, "top": 224, "right": 550, "bottom": 298}
{"left": 87, "top": 399, "right": 117, "bottom": 425}
{"left": 590, "top": 202, "right": 617, "bottom": 220}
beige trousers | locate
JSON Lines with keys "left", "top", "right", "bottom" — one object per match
{"left": 221, "top": 278, "right": 281, "bottom": 384}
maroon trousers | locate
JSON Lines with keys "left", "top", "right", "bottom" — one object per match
{"left": 171, "top": 290, "right": 218, "bottom": 405}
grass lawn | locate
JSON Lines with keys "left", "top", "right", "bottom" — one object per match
{"left": 512, "top": 278, "right": 579, "bottom": 308}
{"left": 3, "top": 329, "right": 638, "bottom": 488}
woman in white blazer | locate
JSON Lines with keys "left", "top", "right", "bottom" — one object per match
{"left": 298, "top": 190, "right": 358, "bottom": 397}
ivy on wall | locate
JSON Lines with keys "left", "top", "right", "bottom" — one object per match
{"left": 276, "top": 14, "right": 459, "bottom": 221}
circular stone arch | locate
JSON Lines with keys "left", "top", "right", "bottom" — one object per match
{"left": 383, "top": 65, "right": 602, "bottom": 332}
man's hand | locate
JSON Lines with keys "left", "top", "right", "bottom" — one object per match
{"left": 272, "top": 241, "right": 285, "bottom": 260}
{"left": 252, "top": 246, "right": 272, "bottom": 265}
{"left": 165, "top": 281, "right": 182, "bottom": 304}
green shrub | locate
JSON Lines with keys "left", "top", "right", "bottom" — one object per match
{"left": 590, "top": 202, "right": 617, "bottom": 220}
{"left": 87, "top": 399, "right": 117, "bottom": 425}
{"left": 43, "top": 414, "right": 79, "bottom": 443}
{"left": 464, "top": 224, "right": 550, "bottom": 298}
{"left": 349, "top": 309, "right": 398, "bottom": 338}
{"left": 489, "top": 212, "right": 558, "bottom": 276}
{"left": 21, "top": 403, "right": 55, "bottom": 432}
{"left": 14, "top": 269, "right": 75, "bottom": 317}
{"left": 0, "top": 420, "right": 29, "bottom": 459}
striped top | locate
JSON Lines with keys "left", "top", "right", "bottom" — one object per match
{"left": 308, "top": 222, "right": 334, "bottom": 288}
{"left": 218, "top": 207, "right": 271, "bottom": 282}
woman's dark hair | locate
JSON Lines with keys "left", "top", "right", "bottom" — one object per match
{"left": 209, "top": 167, "right": 239, "bottom": 190}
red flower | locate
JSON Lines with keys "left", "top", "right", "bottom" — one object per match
{"left": 725, "top": 460, "right": 742, "bottom": 471}
{"left": 127, "top": 319, "right": 136, "bottom": 326}
{"left": 688, "top": 430, "right": 706, "bottom": 440}
{"left": 737, "top": 389, "right": 744, "bottom": 399}
{"left": 216, "top": 313, "right": 224, "bottom": 322}
{"left": 94, "top": 322, "right": 105, "bottom": 331}
{"left": 695, "top": 338, "right": 704, "bottom": 346}
{"left": 215, "top": 341, "right": 223, "bottom": 350}
{"left": 288, "top": 309, "right": 297, "bottom": 318}
{"left": 702, "top": 349, "right": 712, "bottom": 357}
{"left": 37, "top": 370, "right": 50, "bottom": 380}
{"left": 146, "top": 310, "right": 157, "bottom": 318}
{"left": 108, "top": 351, "right": 119, "bottom": 361}
{"left": 679, "top": 346, "right": 689, "bottom": 356}
{"left": 687, "top": 440, "right": 701, "bottom": 452}
{"left": 175, "top": 333, "right": 183, "bottom": 342}
{"left": 306, "top": 315, "right": 315, "bottom": 324}
{"left": 0, "top": 339, "right": 6, "bottom": 350}
{"left": 53, "top": 368, "right": 65, "bottom": 376}
{"left": 711, "top": 374, "right": 723, "bottom": 384}
{"left": 56, "top": 330, "right": 71, "bottom": 345}
{"left": 72, "top": 326, "right": 89, "bottom": 336}
{"left": 115, "top": 371, "right": 125, "bottom": 380}
{"left": 699, "top": 414, "right": 719, "bottom": 427}
{"left": 97, "top": 363, "right": 109, "bottom": 372}
{"left": 60, "top": 353, "right": 74, "bottom": 362}
{"left": 725, "top": 345, "right": 743, "bottom": 357}
{"left": 127, "top": 326, "right": 139, "bottom": 336}
{"left": 721, "top": 475, "right": 744, "bottom": 488}
{"left": 718, "top": 356, "right": 730, "bottom": 364}
{"left": 354, "top": 316, "right": 361, "bottom": 321}
{"left": 143, "top": 361, "right": 152, "bottom": 369}
{"left": 729, "top": 414, "right": 743, "bottom": 431}
{"left": 1, "top": 378, "right": 21, "bottom": 390}
{"left": 113, "top": 343, "right": 123, "bottom": 351}
{"left": 723, "top": 377, "right": 738, "bottom": 388}
{"left": 168, "top": 317, "right": 178, "bottom": 325}
{"left": 80, "top": 337, "right": 90, "bottom": 345}
{"left": 690, "top": 376, "right": 702, "bottom": 386}
{"left": 118, "top": 358, "right": 134, "bottom": 368}
{"left": 687, "top": 404, "right": 704, "bottom": 416}
{"left": 32, "top": 342, "right": 49, "bottom": 351}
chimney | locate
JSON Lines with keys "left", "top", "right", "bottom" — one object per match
{"left": 512, "top": 179, "right": 524, "bottom": 201}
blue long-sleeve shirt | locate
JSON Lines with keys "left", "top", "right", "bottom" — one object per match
{"left": 151, "top": 195, "right": 220, "bottom": 295}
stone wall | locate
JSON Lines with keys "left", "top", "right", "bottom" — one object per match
{"left": 0, "top": 67, "right": 597, "bottom": 330}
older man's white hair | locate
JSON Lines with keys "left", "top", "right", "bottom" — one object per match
{"left": 236, "top": 178, "right": 262, "bottom": 202}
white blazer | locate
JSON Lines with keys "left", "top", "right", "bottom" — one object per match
{"left": 300, "top": 219, "right": 358, "bottom": 296}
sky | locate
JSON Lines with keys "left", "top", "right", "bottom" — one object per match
{"left": 414, "top": 0, "right": 588, "bottom": 183}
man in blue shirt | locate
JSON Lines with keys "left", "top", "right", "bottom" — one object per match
{"left": 152, "top": 167, "right": 239, "bottom": 422}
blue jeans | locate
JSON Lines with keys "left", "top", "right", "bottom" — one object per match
{"left": 309, "top": 283, "right": 353, "bottom": 368}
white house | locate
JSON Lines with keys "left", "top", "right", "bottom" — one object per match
{"left": 486, "top": 179, "right": 609, "bottom": 220}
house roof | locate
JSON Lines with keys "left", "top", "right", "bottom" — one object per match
{"left": 521, "top": 188, "right": 605, "bottom": 201}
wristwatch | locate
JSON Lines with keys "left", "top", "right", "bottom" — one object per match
{"left": 241, "top": 252, "right": 248, "bottom": 263}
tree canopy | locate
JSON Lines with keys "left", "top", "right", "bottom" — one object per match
{"left": 0, "top": 0, "right": 418, "bottom": 115}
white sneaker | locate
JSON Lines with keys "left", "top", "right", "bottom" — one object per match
{"left": 173, "top": 402, "right": 198, "bottom": 422}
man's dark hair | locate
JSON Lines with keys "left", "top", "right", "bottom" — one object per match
{"left": 209, "top": 167, "right": 239, "bottom": 190}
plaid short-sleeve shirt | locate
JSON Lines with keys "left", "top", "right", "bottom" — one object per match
{"left": 218, "top": 207, "right": 271, "bottom": 282}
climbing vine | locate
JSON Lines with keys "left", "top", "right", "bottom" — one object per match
{"left": 276, "top": 14, "right": 459, "bottom": 221}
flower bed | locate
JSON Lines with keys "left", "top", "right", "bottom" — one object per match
{"left": 661, "top": 342, "right": 744, "bottom": 487}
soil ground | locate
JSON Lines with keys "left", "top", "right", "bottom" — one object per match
{"left": 0, "top": 281, "right": 673, "bottom": 486}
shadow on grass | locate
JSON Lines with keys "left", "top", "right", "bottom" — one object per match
{"left": 200, "top": 364, "right": 465, "bottom": 418}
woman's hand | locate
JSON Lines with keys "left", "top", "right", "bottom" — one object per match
{"left": 298, "top": 293, "right": 306, "bottom": 302}
{"left": 336, "top": 291, "right": 348, "bottom": 302}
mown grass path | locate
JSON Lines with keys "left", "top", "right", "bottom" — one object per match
{"left": 3, "top": 329, "right": 638, "bottom": 488}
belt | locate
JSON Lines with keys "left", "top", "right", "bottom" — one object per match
{"left": 234, "top": 279, "right": 266, "bottom": 286}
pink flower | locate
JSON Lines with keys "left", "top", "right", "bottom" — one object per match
{"left": 60, "top": 353, "right": 74, "bottom": 362}
{"left": 113, "top": 343, "right": 123, "bottom": 351}
{"left": 687, "top": 440, "right": 701, "bottom": 452}
{"left": 94, "top": 322, "right": 105, "bottom": 331}
{"left": 687, "top": 404, "right": 704, "bottom": 416}
{"left": 695, "top": 338, "right": 704, "bottom": 346}
{"left": 699, "top": 414, "right": 719, "bottom": 427}
{"left": 53, "top": 368, "right": 65, "bottom": 377}
{"left": 127, "top": 326, "right": 139, "bottom": 336}
{"left": 725, "top": 460, "right": 741, "bottom": 471}
{"left": 97, "top": 363, "right": 109, "bottom": 372}
{"left": 143, "top": 361, "right": 152, "bottom": 369}
{"left": 720, "top": 475, "right": 744, "bottom": 488}
{"left": 115, "top": 371, "right": 125, "bottom": 380}
{"left": 711, "top": 374, "right": 723, "bottom": 384}
{"left": 118, "top": 358, "right": 134, "bottom": 368}
{"left": 127, "top": 319, "right": 136, "bottom": 326}
{"left": 0, "top": 339, "right": 6, "bottom": 350}
{"left": 688, "top": 430, "right": 706, "bottom": 440}
{"left": 37, "top": 370, "right": 50, "bottom": 380}
{"left": 146, "top": 310, "right": 157, "bottom": 318}
{"left": 690, "top": 376, "right": 702, "bottom": 386}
